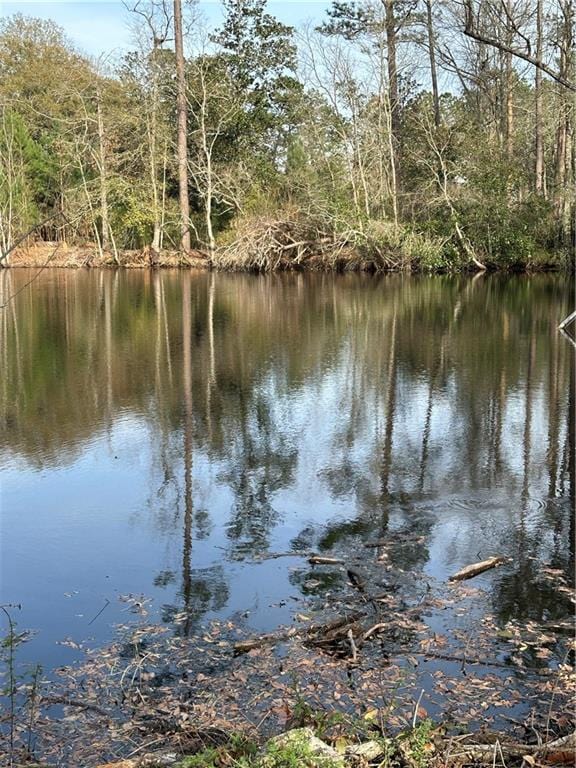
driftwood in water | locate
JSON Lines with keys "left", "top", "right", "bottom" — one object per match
{"left": 251, "top": 551, "right": 345, "bottom": 563}
{"left": 253, "top": 550, "right": 309, "bottom": 561}
{"left": 233, "top": 628, "right": 297, "bottom": 655}
{"left": 449, "top": 556, "right": 508, "bottom": 581}
{"left": 234, "top": 561, "right": 407, "bottom": 659}
{"left": 307, "top": 610, "right": 368, "bottom": 638}
{"left": 308, "top": 555, "right": 344, "bottom": 565}
{"left": 233, "top": 610, "right": 367, "bottom": 655}
{"left": 310, "top": 618, "right": 366, "bottom": 652}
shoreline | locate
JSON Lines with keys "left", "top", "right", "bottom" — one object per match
{"left": 2, "top": 242, "right": 568, "bottom": 273}
{"left": 89, "top": 723, "right": 576, "bottom": 768}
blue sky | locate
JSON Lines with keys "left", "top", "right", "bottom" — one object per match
{"left": 1, "top": 1, "right": 331, "bottom": 57}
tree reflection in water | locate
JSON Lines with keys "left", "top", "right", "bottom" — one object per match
{"left": 0, "top": 270, "right": 573, "bottom": 651}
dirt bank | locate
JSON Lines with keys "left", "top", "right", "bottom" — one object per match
{"left": 5, "top": 243, "right": 210, "bottom": 270}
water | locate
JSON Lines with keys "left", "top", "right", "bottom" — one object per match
{"left": 0, "top": 269, "right": 573, "bottom": 682}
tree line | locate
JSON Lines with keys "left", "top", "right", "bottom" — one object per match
{"left": 0, "top": 0, "right": 574, "bottom": 271}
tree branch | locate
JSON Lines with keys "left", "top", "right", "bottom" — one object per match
{"left": 463, "top": 4, "right": 576, "bottom": 92}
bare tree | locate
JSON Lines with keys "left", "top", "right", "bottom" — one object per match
{"left": 425, "top": 0, "right": 441, "bottom": 127}
{"left": 95, "top": 84, "right": 110, "bottom": 253}
{"left": 187, "top": 54, "right": 244, "bottom": 254}
{"left": 126, "top": 0, "right": 173, "bottom": 254}
{"left": 552, "top": 0, "right": 575, "bottom": 237}
{"left": 463, "top": 0, "right": 576, "bottom": 91}
{"left": 174, "top": 0, "right": 191, "bottom": 253}
{"left": 535, "top": 0, "right": 545, "bottom": 192}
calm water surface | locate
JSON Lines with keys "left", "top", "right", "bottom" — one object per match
{"left": 0, "top": 269, "right": 573, "bottom": 675}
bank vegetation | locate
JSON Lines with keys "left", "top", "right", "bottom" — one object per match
{"left": 0, "top": 0, "right": 574, "bottom": 273}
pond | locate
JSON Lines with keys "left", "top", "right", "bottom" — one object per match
{"left": 0, "top": 269, "right": 574, "bottom": 747}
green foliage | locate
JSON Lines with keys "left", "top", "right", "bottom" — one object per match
{"left": 263, "top": 736, "right": 341, "bottom": 768}
{"left": 0, "top": 0, "right": 571, "bottom": 268}
{"left": 399, "top": 719, "right": 436, "bottom": 768}
{"left": 174, "top": 734, "right": 256, "bottom": 768}
{"left": 177, "top": 748, "right": 221, "bottom": 767}
{"left": 0, "top": 108, "right": 57, "bottom": 244}
{"left": 212, "top": 0, "right": 297, "bottom": 93}
{"left": 454, "top": 193, "right": 558, "bottom": 268}
{"left": 175, "top": 732, "right": 342, "bottom": 768}
{"left": 1, "top": 606, "right": 44, "bottom": 763}
{"left": 211, "top": 0, "right": 302, "bottom": 162}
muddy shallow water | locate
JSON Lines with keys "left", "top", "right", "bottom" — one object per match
{"left": 1, "top": 269, "right": 574, "bottom": 751}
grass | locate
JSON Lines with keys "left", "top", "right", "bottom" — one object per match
{"left": 176, "top": 734, "right": 343, "bottom": 768}
{"left": 172, "top": 715, "right": 440, "bottom": 768}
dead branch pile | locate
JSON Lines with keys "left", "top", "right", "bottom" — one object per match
{"left": 232, "top": 554, "right": 423, "bottom": 660}
{"left": 211, "top": 215, "right": 421, "bottom": 272}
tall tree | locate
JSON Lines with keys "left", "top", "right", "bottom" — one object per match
{"left": 211, "top": 0, "right": 300, "bottom": 164}
{"left": 534, "top": 0, "right": 545, "bottom": 193}
{"left": 174, "top": 0, "right": 191, "bottom": 252}
{"left": 127, "top": 0, "right": 173, "bottom": 254}
{"left": 425, "top": 0, "right": 441, "bottom": 127}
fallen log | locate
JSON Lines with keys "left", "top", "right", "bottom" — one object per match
{"left": 233, "top": 610, "right": 368, "bottom": 655}
{"left": 233, "top": 628, "right": 297, "bottom": 655}
{"left": 448, "top": 556, "right": 508, "bottom": 582}
{"left": 308, "top": 555, "right": 344, "bottom": 565}
{"left": 310, "top": 619, "right": 366, "bottom": 650}
{"left": 307, "top": 610, "right": 368, "bottom": 638}
{"left": 450, "top": 731, "right": 575, "bottom": 762}
{"left": 253, "top": 550, "right": 310, "bottom": 561}
{"left": 41, "top": 694, "right": 111, "bottom": 718}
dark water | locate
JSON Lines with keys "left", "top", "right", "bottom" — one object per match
{"left": 1, "top": 269, "right": 573, "bottom": 678}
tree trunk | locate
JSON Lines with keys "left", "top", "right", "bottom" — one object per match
{"left": 174, "top": 0, "right": 191, "bottom": 254}
{"left": 425, "top": 0, "right": 441, "bottom": 128}
{"left": 96, "top": 87, "right": 110, "bottom": 253}
{"left": 535, "top": 0, "right": 545, "bottom": 193}
{"left": 198, "top": 72, "right": 216, "bottom": 255}
{"left": 383, "top": 0, "right": 401, "bottom": 189}
{"left": 504, "top": 0, "right": 514, "bottom": 158}
{"left": 553, "top": 1, "right": 575, "bottom": 242}
{"left": 149, "top": 50, "right": 162, "bottom": 255}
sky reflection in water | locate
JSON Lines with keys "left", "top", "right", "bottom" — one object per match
{"left": 0, "top": 269, "right": 573, "bottom": 676}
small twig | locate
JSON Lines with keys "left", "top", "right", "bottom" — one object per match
{"left": 362, "top": 623, "right": 387, "bottom": 641}
{"left": 347, "top": 629, "right": 358, "bottom": 662}
{"left": 125, "top": 736, "right": 170, "bottom": 759}
{"left": 40, "top": 695, "right": 110, "bottom": 718}
{"left": 412, "top": 688, "right": 425, "bottom": 729}
{"left": 0, "top": 242, "right": 62, "bottom": 310}
{"left": 0, "top": 212, "right": 64, "bottom": 265}
{"left": 496, "top": 738, "right": 507, "bottom": 767}
{"left": 88, "top": 598, "right": 110, "bottom": 626}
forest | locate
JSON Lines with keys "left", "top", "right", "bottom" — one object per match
{"left": 0, "top": 0, "right": 574, "bottom": 272}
